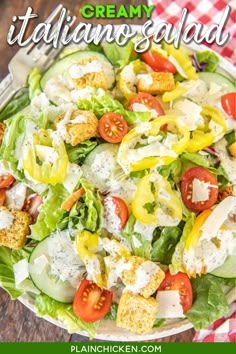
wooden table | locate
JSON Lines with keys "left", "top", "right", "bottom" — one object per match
{"left": 0, "top": 0, "right": 195, "bottom": 342}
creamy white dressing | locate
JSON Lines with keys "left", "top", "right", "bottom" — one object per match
{"left": 131, "top": 102, "right": 158, "bottom": 118}
{"left": 35, "top": 145, "right": 59, "bottom": 164}
{"left": 126, "top": 261, "right": 159, "bottom": 294}
{"left": 104, "top": 256, "right": 131, "bottom": 289}
{"left": 108, "top": 178, "right": 137, "bottom": 210}
{"left": 44, "top": 77, "right": 72, "bottom": 103}
{"left": 85, "top": 255, "right": 102, "bottom": 281}
{"left": 69, "top": 60, "right": 102, "bottom": 79}
{"left": 5, "top": 183, "right": 27, "bottom": 210}
{"left": 133, "top": 220, "right": 156, "bottom": 241}
{"left": 137, "top": 74, "right": 153, "bottom": 86}
{"left": 174, "top": 99, "right": 204, "bottom": 131}
{"left": 48, "top": 231, "right": 84, "bottom": 288}
{"left": 214, "top": 138, "right": 236, "bottom": 184}
{"left": 102, "top": 196, "right": 122, "bottom": 236}
{"left": 183, "top": 229, "right": 236, "bottom": 274}
{"left": 0, "top": 209, "right": 14, "bottom": 229}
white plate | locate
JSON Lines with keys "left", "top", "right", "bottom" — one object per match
{"left": 16, "top": 25, "right": 235, "bottom": 341}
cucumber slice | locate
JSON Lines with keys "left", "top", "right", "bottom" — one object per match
{"left": 29, "top": 231, "right": 84, "bottom": 303}
{"left": 210, "top": 255, "right": 236, "bottom": 278}
{"left": 199, "top": 72, "right": 236, "bottom": 93}
{"left": 82, "top": 143, "right": 124, "bottom": 192}
{"left": 40, "top": 50, "right": 115, "bottom": 91}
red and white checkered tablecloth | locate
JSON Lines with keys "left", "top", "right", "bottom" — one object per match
{"left": 150, "top": 0, "right": 236, "bottom": 63}
{"left": 193, "top": 302, "right": 236, "bottom": 342}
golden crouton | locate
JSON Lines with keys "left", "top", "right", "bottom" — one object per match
{"left": 69, "top": 56, "right": 108, "bottom": 90}
{"left": 121, "top": 256, "right": 165, "bottom": 298}
{"left": 137, "top": 72, "right": 175, "bottom": 95}
{"left": 54, "top": 109, "right": 98, "bottom": 146}
{"left": 229, "top": 142, "right": 236, "bottom": 157}
{"left": 0, "top": 206, "right": 32, "bottom": 250}
{"left": 116, "top": 291, "right": 159, "bottom": 334}
{"left": 0, "top": 122, "right": 5, "bottom": 144}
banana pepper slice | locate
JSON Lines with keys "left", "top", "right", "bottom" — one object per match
{"left": 164, "top": 43, "right": 198, "bottom": 80}
{"left": 132, "top": 172, "right": 182, "bottom": 226}
{"left": 162, "top": 82, "right": 188, "bottom": 102}
{"left": 117, "top": 115, "right": 190, "bottom": 173}
{"left": 22, "top": 129, "right": 68, "bottom": 185}
{"left": 117, "top": 59, "right": 151, "bottom": 101}
{"left": 75, "top": 230, "right": 105, "bottom": 287}
{"left": 186, "top": 106, "right": 227, "bottom": 152}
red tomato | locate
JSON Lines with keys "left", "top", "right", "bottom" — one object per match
{"left": 104, "top": 196, "right": 129, "bottom": 230}
{"left": 98, "top": 113, "right": 129, "bottom": 144}
{"left": 0, "top": 189, "right": 6, "bottom": 206}
{"left": 221, "top": 93, "right": 236, "bottom": 120}
{"left": 73, "top": 279, "right": 113, "bottom": 322}
{"left": 23, "top": 194, "right": 43, "bottom": 224}
{"left": 181, "top": 166, "right": 218, "bottom": 212}
{"left": 0, "top": 175, "right": 15, "bottom": 189}
{"left": 141, "top": 51, "right": 177, "bottom": 74}
{"left": 128, "top": 92, "right": 165, "bottom": 117}
{"left": 158, "top": 271, "right": 193, "bottom": 313}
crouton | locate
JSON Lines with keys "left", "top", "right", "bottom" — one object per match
{"left": 228, "top": 142, "right": 236, "bottom": 157}
{"left": 137, "top": 72, "right": 175, "bottom": 95}
{"left": 218, "top": 185, "right": 234, "bottom": 202}
{"left": 69, "top": 56, "right": 108, "bottom": 90}
{"left": 0, "top": 122, "right": 5, "bottom": 144}
{"left": 0, "top": 206, "right": 32, "bottom": 249}
{"left": 121, "top": 256, "right": 165, "bottom": 298}
{"left": 116, "top": 291, "right": 159, "bottom": 334}
{"left": 54, "top": 109, "right": 98, "bottom": 146}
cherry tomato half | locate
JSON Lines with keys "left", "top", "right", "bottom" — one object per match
{"left": 141, "top": 51, "right": 177, "bottom": 74}
{"left": 98, "top": 112, "right": 129, "bottom": 144}
{"left": 158, "top": 271, "right": 193, "bottom": 313}
{"left": 73, "top": 278, "right": 113, "bottom": 322}
{"left": 0, "top": 189, "right": 6, "bottom": 206}
{"left": 128, "top": 92, "right": 165, "bottom": 118}
{"left": 221, "top": 92, "right": 236, "bottom": 120}
{"left": 104, "top": 196, "right": 129, "bottom": 230}
{"left": 181, "top": 166, "right": 218, "bottom": 212}
{"left": 0, "top": 175, "right": 15, "bottom": 189}
{"left": 23, "top": 194, "right": 43, "bottom": 224}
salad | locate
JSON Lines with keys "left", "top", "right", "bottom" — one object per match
{"left": 0, "top": 37, "right": 235, "bottom": 339}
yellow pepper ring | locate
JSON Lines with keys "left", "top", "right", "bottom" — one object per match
{"left": 118, "top": 115, "right": 190, "bottom": 173}
{"left": 185, "top": 209, "right": 212, "bottom": 251}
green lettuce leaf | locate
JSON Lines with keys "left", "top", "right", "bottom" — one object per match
{"left": 58, "top": 178, "right": 103, "bottom": 234}
{"left": 35, "top": 293, "right": 99, "bottom": 338}
{"left": 31, "top": 184, "right": 69, "bottom": 241}
{"left": 152, "top": 227, "right": 181, "bottom": 265}
{"left": 104, "top": 303, "right": 118, "bottom": 320}
{"left": 0, "top": 246, "right": 22, "bottom": 299}
{"left": 186, "top": 274, "right": 229, "bottom": 330}
{"left": 102, "top": 41, "right": 134, "bottom": 68}
{"left": 77, "top": 90, "right": 151, "bottom": 125}
{"left": 196, "top": 50, "right": 219, "bottom": 72}
{"left": 121, "top": 214, "right": 153, "bottom": 260}
{"left": 170, "top": 213, "right": 196, "bottom": 274}
{"left": 66, "top": 140, "right": 97, "bottom": 164}
{"left": 0, "top": 108, "right": 48, "bottom": 164}
{"left": 28, "top": 67, "right": 42, "bottom": 99}
{"left": 0, "top": 92, "right": 30, "bottom": 121}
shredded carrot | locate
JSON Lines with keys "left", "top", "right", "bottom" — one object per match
{"left": 61, "top": 187, "right": 85, "bottom": 211}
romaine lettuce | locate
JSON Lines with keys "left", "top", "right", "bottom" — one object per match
{"left": 35, "top": 293, "right": 99, "bottom": 338}
{"left": 77, "top": 90, "right": 151, "bottom": 125}
{"left": 186, "top": 274, "right": 229, "bottom": 330}
{"left": 66, "top": 140, "right": 97, "bottom": 164}
{"left": 31, "top": 184, "right": 69, "bottom": 241}
{"left": 0, "top": 92, "right": 30, "bottom": 121}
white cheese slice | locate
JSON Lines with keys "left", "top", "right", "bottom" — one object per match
{"left": 35, "top": 145, "right": 59, "bottom": 164}
{"left": 6, "top": 183, "right": 27, "bottom": 210}
{"left": 13, "top": 259, "right": 29, "bottom": 286}
{"left": 63, "top": 163, "right": 82, "bottom": 194}
{"left": 29, "top": 254, "right": 49, "bottom": 275}
{"left": 168, "top": 55, "right": 187, "bottom": 78}
{"left": 131, "top": 102, "right": 158, "bottom": 118}
{"left": 200, "top": 196, "right": 236, "bottom": 239}
{"left": 156, "top": 290, "right": 184, "bottom": 318}
{"left": 191, "top": 178, "right": 211, "bottom": 203}
{"left": 0, "top": 210, "right": 14, "bottom": 229}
